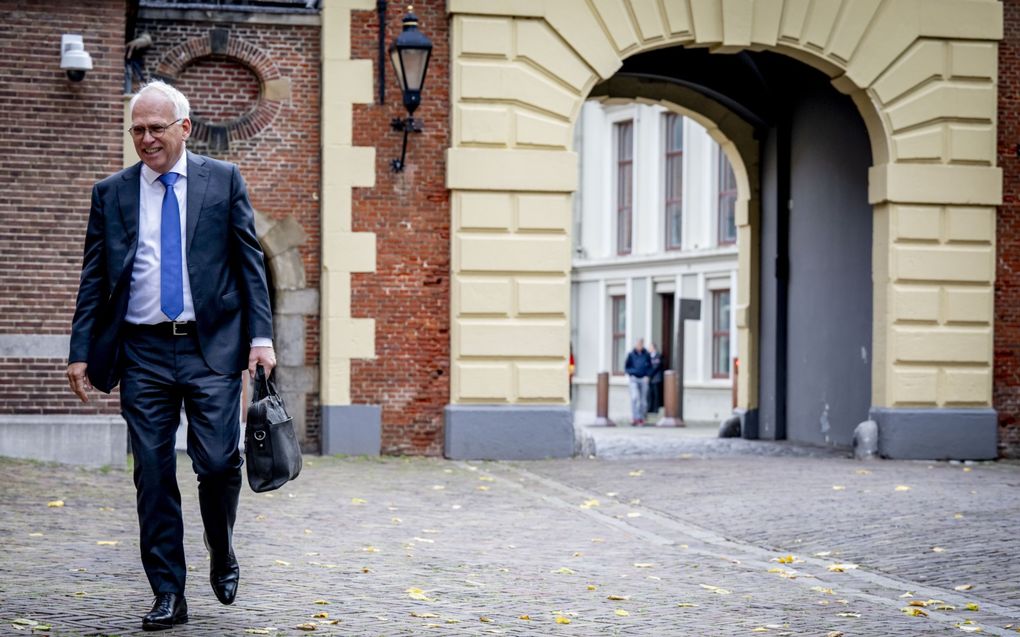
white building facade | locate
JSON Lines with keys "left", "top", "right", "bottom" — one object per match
{"left": 571, "top": 100, "right": 739, "bottom": 425}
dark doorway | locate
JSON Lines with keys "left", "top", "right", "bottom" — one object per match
{"left": 659, "top": 292, "right": 674, "bottom": 371}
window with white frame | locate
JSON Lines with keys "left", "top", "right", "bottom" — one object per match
{"left": 664, "top": 113, "right": 683, "bottom": 250}
{"left": 614, "top": 121, "right": 634, "bottom": 255}
{"left": 611, "top": 295, "right": 627, "bottom": 374}
{"left": 717, "top": 151, "right": 737, "bottom": 246}
{"left": 711, "top": 289, "right": 731, "bottom": 378}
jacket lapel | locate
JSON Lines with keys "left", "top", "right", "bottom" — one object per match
{"left": 186, "top": 151, "right": 210, "bottom": 256}
{"left": 118, "top": 163, "right": 142, "bottom": 278}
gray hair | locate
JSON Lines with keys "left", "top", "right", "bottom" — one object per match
{"left": 130, "top": 80, "right": 191, "bottom": 120}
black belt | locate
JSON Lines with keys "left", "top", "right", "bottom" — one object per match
{"left": 125, "top": 321, "right": 196, "bottom": 337}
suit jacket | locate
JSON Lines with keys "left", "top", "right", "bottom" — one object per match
{"left": 68, "top": 151, "right": 273, "bottom": 393}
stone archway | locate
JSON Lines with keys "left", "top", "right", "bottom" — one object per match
{"left": 254, "top": 210, "right": 317, "bottom": 447}
{"left": 444, "top": 0, "right": 1002, "bottom": 460}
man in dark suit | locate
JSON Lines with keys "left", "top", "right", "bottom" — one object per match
{"left": 66, "top": 80, "right": 275, "bottom": 631}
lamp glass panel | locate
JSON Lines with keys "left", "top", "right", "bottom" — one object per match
{"left": 398, "top": 47, "right": 429, "bottom": 92}
{"left": 390, "top": 47, "right": 405, "bottom": 91}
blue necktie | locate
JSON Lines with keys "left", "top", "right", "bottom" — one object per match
{"left": 158, "top": 172, "right": 184, "bottom": 321}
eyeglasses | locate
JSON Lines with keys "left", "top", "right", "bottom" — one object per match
{"left": 128, "top": 119, "right": 183, "bottom": 138}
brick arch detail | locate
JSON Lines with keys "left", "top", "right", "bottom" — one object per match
{"left": 154, "top": 29, "right": 287, "bottom": 150}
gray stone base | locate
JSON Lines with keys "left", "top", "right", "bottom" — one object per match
{"left": 321, "top": 405, "right": 381, "bottom": 456}
{"left": 0, "top": 415, "right": 127, "bottom": 468}
{"left": 444, "top": 405, "right": 574, "bottom": 460}
{"left": 737, "top": 408, "right": 759, "bottom": 440}
{"left": 870, "top": 407, "right": 997, "bottom": 460}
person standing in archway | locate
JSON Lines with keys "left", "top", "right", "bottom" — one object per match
{"left": 647, "top": 342, "right": 663, "bottom": 420}
{"left": 65, "top": 80, "right": 275, "bottom": 631}
{"left": 624, "top": 339, "right": 652, "bottom": 426}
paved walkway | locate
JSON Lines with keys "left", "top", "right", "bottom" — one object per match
{"left": 1, "top": 450, "right": 1019, "bottom": 636}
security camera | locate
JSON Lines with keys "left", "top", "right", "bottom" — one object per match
{"left": 60, "top": 34, "right": 93, "bottom": 82}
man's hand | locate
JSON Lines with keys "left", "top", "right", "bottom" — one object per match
{"left": 248, "top": 346, "right": 277, "bottom": 379}
{"left": 66, "top": 362, "right": 92, "bottom": 403}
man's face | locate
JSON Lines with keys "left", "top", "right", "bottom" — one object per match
{"left": 635, "top": 339, "right": 644, "bottom": 351}
{"left": 131, "top": 93, "right": 191, "bottom": 174}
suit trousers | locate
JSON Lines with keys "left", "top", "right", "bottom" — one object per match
{"left": 119, "top": 324, "right": 243, "bottom": 595}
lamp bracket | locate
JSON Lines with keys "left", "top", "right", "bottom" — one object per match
{"left": 391, "top": 117, "right": 424, "bottom": 133}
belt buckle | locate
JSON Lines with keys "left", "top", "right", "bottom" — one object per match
{"left": 171, "top": 321, "right": 188, "bottom": 337}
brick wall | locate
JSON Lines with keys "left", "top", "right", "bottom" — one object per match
{"left": 0, "top": 0, "right": 125, "bottom": 414}
{"left": 996, "top": 2, "right": 1020, "bottom": 458}
{"left": 136, "top": 16, "right": 323, "bottom": 444}
{"left": 350, "top": 2, "right": 451, "bottom": 455}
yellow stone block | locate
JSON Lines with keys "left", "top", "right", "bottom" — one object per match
{"left": 325, "top": 317, "right": 376, "bottom": 359}
{"left": 447, "top": 148, "right": 578, "bottom": 191}
{"left": 886, "top": 83, "right": 995, "bottom": 134}
{"left": 458, "top": 235, "right": 570, "bottom": 273}
{"left": 323, "top": 145, "right": 376, "bottom": 188}
{"left": 892, "top": 205, "right": 941, "bottom": 242}
{"left": 720, "top": 0, "right": 753, "bottom": 46}
{"left": 515, "top": 20, "right": 593, "bottom": 92}
{"left": 457, "top": 105, "right": 510, "bottom": 146}
{"left": 943, "top": 287, "right": 993, "bottom": 324}
{"left": 457, "top": 278, "right": 513, "bottom": 315}
{"left": 516, "top": 362, "right": 569, "bottom": 400}
{"left": 320, "top": 354, "right": 351, "bottom": 406}
{"left": 845, "top": 0, "right": 917, "bottom": 88}
{"left": 950, "top": 41, "right": 997, "bottom": 79}
{"left": 454, "top": 362, "right": 512, "bottom": 401}
{"left": 517, "top": 193, "right": 571, "bottom": 231}
{"left": 544, "top": 0, "right": 623, "bottom": 79}
{"left": 947, "top": 124, "right": 995, "bottom": 164}
{"left": 893, "top": 245, "right": 992, "bottom": 283}
{"left": 630, "top": 0, "right": 667, "bottom": 41}
{"left": 322, "top": 101, "right": 353, "bottom": 148}
{"left": 322, "top": 232, "right": 376, "bottom": 273}
{"left": 321, "top": 184, "right": 353, "bottom": 233}
{"left": 515, "top": 110, "right": 572, "bottom": 149}
{"left": 456, "top": 191, "right": 514, "bottom": 230}
{"left": 940, "top": 367, "right": 991, "bottom": 405}
{"left": 689, "top": 0, "right": 723, "bottom": 44}
{"left": 459, "top": 61, "right": 577, "bottom": 119}
{"left": 263, "top": 77, "right": 292, "bottom": 102}
{"left": 945, "top": 206, "right": 994, "bottom": 243}
{"left": 893, "top": 126, "right": 944, "bottom": 163}
{"left": 321, "top": 269, "right": 351, "bottom": 320}
{"left": 872, "top": 40, "right": 943, "bottom": 106}
{"left": 801, "top": 0, "right": 841, "bottom": 50}
{"left": 890, "top": 367, "right": 938, "bottom": 405}
{"left": 321, "top": 1, "right": 353, "bottom": 61}
{"left": 447, "top": 0, "right": 545, "bottom": 18}
{"left": 459, "top": 16, "right": 512, "bottom": 57}
{"left": 750, "top": 0, "right": 782, "bottom": 46}
{"left": 591, "top": 0, "right": 640, "bottom": 51}
{"left": 892, "top": 326, "right": 990, "bottom": 364}
{"left": 825, "top": 0, "right": 882, "bottom": 63}
{"left": 919, "top": 0, "right": 1003, "bottom": 40}
{"left": 516, "top": 279, "right": 569, "bottom": 315}
{"left": 892, "top": 285, "right": 940, "bottom": 323}
{"left": 662, "top": 0, "right": 694, "bottom": 36}
{"left": 778, "top": 0, "right": 809, "bottom": 42}
{"left": 458, "top": 320, "right": 566, "bottom": 357}
{"left": 869, "top": 164, "right": 1002, "bottom": 206}
{"left": 323, "top": 59, "right": 375, "bottom": 106}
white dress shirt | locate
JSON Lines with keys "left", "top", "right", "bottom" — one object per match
{"left": 126, "top": 152, "right": 194, "bottom": 325}
{"left": 126, "top": 150, "right": 272, "bottom": 348}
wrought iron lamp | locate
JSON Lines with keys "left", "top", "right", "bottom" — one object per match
{"left": 389, "top": 7, "right": 432, "bottom": 172}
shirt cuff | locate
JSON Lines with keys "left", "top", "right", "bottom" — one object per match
{"left": 250, "top": 338, "right": 273, "bottom": 348}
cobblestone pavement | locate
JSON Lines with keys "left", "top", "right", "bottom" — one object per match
{"left": 1, "top": 452, "right": 1019, "bottom": 636}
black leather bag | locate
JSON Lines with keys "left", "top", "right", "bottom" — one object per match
{"left": 244, "top": 366, "right": 302, "bottom": 493}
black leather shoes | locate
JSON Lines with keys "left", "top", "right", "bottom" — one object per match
{"left": 205, "top": 532, "right": 240, "bottom": 605}
{"left": 142, "top": 592, "right": 188, "bottom": 631}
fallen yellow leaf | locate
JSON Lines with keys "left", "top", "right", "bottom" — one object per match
{"left": 552, "top": 567, "right": 575, "bottom": 575}
{"left": 965, "top": 603, "right": 980, "bottom": 612}
{"left": 607, "top": 595, "right": 630, "bottom": 601}
{"left": 932, "top": 547, "right": 946, "bottom": 553}
{"left": 28, "top": 532, "right": 43, "bottom": 537}
{"left": 580, "top": 499, "right": 600, "bottom": 509}
{"left": 901, "top": 607, "right": 928, "bottom": 617}
{"left": 313, "top": 600, "right": 330, "bottom": 605}
{"left": 479, "top": 617, "right": 492, "bottom": 623}
{"left": 963, "top": 467, "right": 972, "bottom": 472}
{"left": 810, "top": 586, "right": 835, "bottom": 595}
{"left": 351, "top": 498, "right": 367, "bottom": 505}
{"left": 615, "top": 609, "right": 630, "bottom": 617}
{"left": 895, "top": 485, "right": 912, "bottom": 492}
{"left": 476, "top": 486, "right": 490, "bottom": 491}
{"left": 274, "top": 560, "right": 290, "bottom": 566}
{"left": 518, "top": 615, "right": 531, "bottom": 621}
{"left": 410, "top": 612, "right": 437, "bottom": 618}
{"left": 954, "top": 513, "right": 965, "bottom": 520}
{"left": 243, "top": 629, "right": 271, "bottom": 635}
{"left": 628, "top": 470, "right": 644, "bottom": 477}
{"left": 96, "top": 541, "right": 119, "bottom": 546}
{"left": 836, "top": 612, "right": 860, "bottom": 618}
{"left": 855, "top": 469, "right": 871, "bottom": 475}
{"left": 406, "top": 587, "right": 432, "bottom": 601}
{"left": 47, "top": 500, "right": 64, "bottom": 508}
{"left": 555, "top": 616, "right": 571, "bottom": 624}
{"left": 827, "top": 632, "right": 845, "bottom": 637}
{"left": 633, "top": 563, "right": 655, "bottom": 568}
{"left": 479, "top": 475, "right": 495, "bottom": 482}
{"left": 699, "top": 584, "right": 732, "bottom": 595}
{"left": 586, "top": 585, "right": 597, "bottom": 591}
{"left": 676, "top": 603, "right": 698, "bottom": 608}
{"left": 954, "top": 584, "right": 974, "bottom": 591}
{"left": 362, "top": 546, "right": 379, "bottom": 553}
{"left": 832, "top": 485, "right": 846, "bottom": 491}
{"left": 827, "top": 563, "right": 859, "bottom": 573}
{"left": 295, "top": 622, "right": 317, "bottom": 631}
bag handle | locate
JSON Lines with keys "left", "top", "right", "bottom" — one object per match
{"left": 251, "top": 365, "right": 279, "bottom": 403}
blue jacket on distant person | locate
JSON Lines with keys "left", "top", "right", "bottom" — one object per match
{"left": 624, "top": 348, "right": 652, "bottom": 378}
